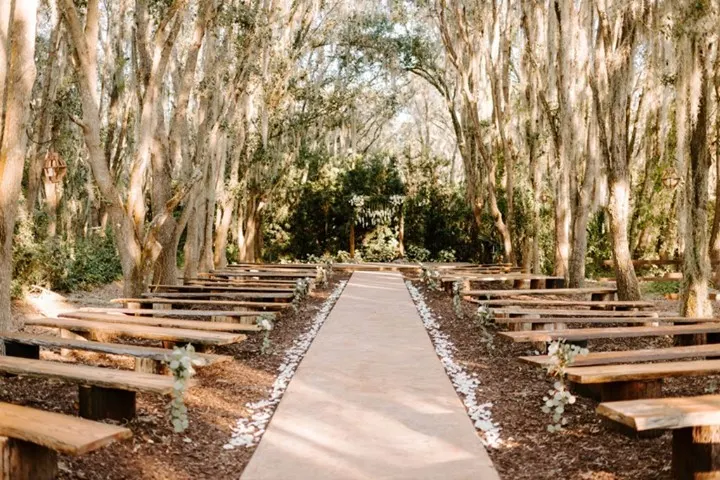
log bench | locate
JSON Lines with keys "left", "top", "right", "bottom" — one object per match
{"left": 440, "top": 274, "right": 565, "bottom": 292}
{"left": 521, "top": 343, "right": 720, "bottom": 367}
{"left": 79, "top": 307, "right": 268, "bottom": 320}
{"left": 24, "top": 317, "right": 247, "bottom": 350}
{"left": 210, "top": 271, "right": 314, "bottom": 279}
{"left": 60, "top": 311, "right": 262, "bottom": 332}
{"left": 0, "top": 356, "right": 188, "bottom": 421}
{"left": 463, "top": 287, "right": 617, "bottom": 301}
{"left": 150, "top": 284, "right": 295, "bottom": 292}
{"left": 499, "top": 323, "right": 720, "bottom": 343}
{"left": 566, "top": 359, "right": 720, "bottom": 402}
{"left": 0, "top": 402, "right": 131, "bottom": 480}
{"left": 0, "top": 331, "right": 231, "bottom": 369}
{"left": 112, "top": 297, "right": 289, "bottom": 310}
{"left": 597, "top": 394, "right": 720, "bottom": 479}
{"left": 467, "top": 298, "right": 654, "bottom": 309}
{"left": 140, "top": 291, "right": 294, "bottom": 301}
{"left": 491, "top": 308, "right": 659, "bottom": 318}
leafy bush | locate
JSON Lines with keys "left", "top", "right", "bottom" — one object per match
{"left": 12, "top": 231, "right": 122, "bottom": 294}
{"left": 406, "top": 244, "right": 430, "bottom": 262}
{"left": 435, "top": 248, "right": 456, "bottom": 262}
{"left": 642, "top": 280, "right": 680, "bottom": 296}
{"left": 361, "top": 225, "right": 399, "bottom": 262}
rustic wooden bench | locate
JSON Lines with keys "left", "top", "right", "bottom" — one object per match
{"left": 140, "top": 291, "right": 294, "bottom": 301}
{"left": 0, "top": 402, "right": 132, "bottom": 480}
{"left": 467, "top": 298, "right": 654, "bottom": 309}
{"left": 150, "top": 284, "right": 295, "bottom": 292}
{"left": 0, "top": 356, "right": 187, "bottom": 421}
{"left": 597, "top": 394, "right": 720, "bottom": 479}
{"left": 112, "top": 297, "right": 288, "bottom": 310}
{"left": 566, "top": 359, "right": 720, "bottom": 402}
{"left": 79, "top": 307, "right": 268, "bottom": 319}
{"left": 441, "top": 274, "right": 565, "bottom": 291}
{"left": 492, "top": 308, "right": 659, "bottom": 318}
{"left": 25, "top": 317, "right": 247, "bottom": 347}
{"left": 211, "top": 270, "right": 314, "bottom": 279}
{"left": 463, "top": 287, "right": 617, "bottom": 301}
{"left": 500, "top": 323, "right": 720, "bottom": 343}
{"left": 0, "top": 331, "right": 231, "bottom": 368}
{"left": 520, "top": 343, "right": 720, "bottom": 367}
{"left": 60, "top": 311, "right": 262, "bottom": 332}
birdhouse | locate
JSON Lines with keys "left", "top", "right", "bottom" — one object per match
{"left": 43, "top": 151, "right": 67, "bottom": 184}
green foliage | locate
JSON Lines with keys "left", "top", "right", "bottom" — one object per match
{"left": 166, "top": 344, "right": 205, "bottom": 433}
{"left": 642, "top": 281, "right": 680, "bottom": 295}
{"left": 12, "top": 230, "right": 122, "bottom": 295}
{"left": 361, "top": 225, "right": 399, "bottom": 262}
{"left": 406, "top": 244, "right": 430, "bottom": 262}
{"left": 257, "top": 313, "right": 275, "bottom": 355}
{"left": 436, "top": 248, "right": 456, "bottom": 263}
{"left": 542, "top": 341, "right": 589, "bottom": 432}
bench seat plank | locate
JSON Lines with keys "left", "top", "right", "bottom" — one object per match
{"left": 112, "top": 298, "right": 288, "bottom": 310}
{"left": 0, "top": 356, "right": 183, "bottom": 394}
{"left": 496, "top": 317, "right": 666, "bottom": 325}
{"left": 520, "top": 343, "right": 720, "bottom": 367}
{"left": 464, "top": 287, "right": 617, "bottom": 297}
{"left": 0, "top": 332, "right": 231, "bottom": 364}
{"left": 499, "top": 323, "right": 720, "bottom": 342}
{"left": 139, "top": 291, "right": 293, "bottom": 300}
{"left": 79, "top": 307, "right": 266, "bottom": 318}
{"left": 150, "top": 284, "right": 294, "bottom": 292}
{"left": 597, "top": 394, "right": 720, "bottom": 431}
{"left": 0, "top": 402, "right": 132, "bottom": 455}
{"left": 468, "top": 298, "right": 654, "bottom": 308}
{"left": 566, "top": 359, "right": 720, "bottom": 384}
{"left": 25, "top": 317, "right": 246, "bottom": 345}
{"left": 491, "top": 308, "right": 659, "bottom": 317}
{"left": 60, "top": 312, "right": 261, "bottom": 332}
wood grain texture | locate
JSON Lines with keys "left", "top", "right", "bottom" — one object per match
{"left": 567, "top": 359, "right": 720, "bottom": 384}
{"left": 467, "top": 298, "right": 654, "bottom": 308}
{"left": 464, "top": 287, "right": 617, "bottom": 297}
{"left": 60, "top": 311, "right": 262, "bottom": 332}
{"left": 0, "top": 356, "right": 184, "bottom": 394}
{"left": 25, "top": 317, "right": 247, "bottom": 345}
{"left": 77, "top": 307, "right": 267, "bottom": 318}
{"left": 491, "top": 308, "right": 659, "bottom": 317}
{"left": 500, "top": 323, "right": 720, "bottom": 342}
{"left": 0, "top": 404, "right": 131, "bottom": 455}
{"left": 111, "top": 298, "right": 288, "bottom": 310}
{"left": 150, "top": 284, "right": 294, "bottom": 292}
{"left": 139, "top": 291, "right": 293, "bottom": 300}
{"left": 521, "top": 343, "right": 720, "bottom": 367}
{"left": 597, "top": 394, "right": 720, "bottom": 431}
{"left": 0, "top": 331, "right": 231, "bottom": 365}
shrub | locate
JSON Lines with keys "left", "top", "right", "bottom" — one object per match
{"left": 435, "top": 248, "right": 456, "bottom": 263}
{"left": 360, "top": 225, "right": 399, "bottom": 262}
{"left": 406, "top": 244, "right": 430, "bottom": 262}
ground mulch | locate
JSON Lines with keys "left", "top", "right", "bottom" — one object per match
{"left": 7, "top": 275, "right": 348, "bottom": 480}
{"left": 409, "top": 278, "right": 715, "bottom": 480}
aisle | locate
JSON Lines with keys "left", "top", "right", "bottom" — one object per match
{"left": 241, "top": 271, "right": 499, "bottom": 480}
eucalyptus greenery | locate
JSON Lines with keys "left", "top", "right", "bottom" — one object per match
{"left": 257, "top": 313, "right": 275, "bottom": 355}
{"left": 419, "top": 264, "right": 441, "bottom": 291}
{"left": 541, "top": 340, "right": 589, "bottom": 433}
{"left": 166, "top": 344, "right": 205, "bottom": 433}
{"left": 292, "top": 278, "right": 311, "bottom": 311}
{"left": 474, "top": 305, "right": 495, "bottom": 350}
{"left": 452, "top": 280, "right": 464, "bottom": 318}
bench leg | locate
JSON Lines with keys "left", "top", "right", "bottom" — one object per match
{"left": 135, "top": 358, "right": 165, "bottom": 374}
{"left": 529, "top": 279, "right": 544, "bottom": 289}
{"left": 673, "top": 425, "right": 720, "bottom": 480}
{"left": 0, "top": 436, "right": 57, "bottom": 480}
{"left": 79, "top": 386, "right": 136, "bottom": 421}
{"left": 3, "top": 342, "right": 39, "bottom": 360}
{"left": 600, "top": 379, "right": 663, "bottom": 402}
{"left": 546, "top": 278, "right": 566, "bottom": 289}
{"left": 591, "top": 292, "right": 615, "bottom": 302}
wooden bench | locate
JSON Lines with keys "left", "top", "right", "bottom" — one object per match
{"left": 566, "top": 359, "right": 720, "bottom": 402}
{"left": 112, "top": 297, "right": 288, "bottom": 310}
{"left": 139, "top": 291, "right": 293, "bottom": 301}
{"left": 500, "top": 323, "right": 720, "bottom": 343}
{"left": 520, "top": 343, "right": 720, "bottom": 367}
{"left": 495, "top": 317, "right": 667, "bottom": 325}
{"left": 597, "top": 394, "right": 720, "bottom": 479}
{"left": 150, "top": 284, "right": 295, "bottom": 292}
{"left": 467, "top": 298, "right": 654, "bottom": 309}
{"left": 79, "top": 307, "right": 268, "bottom": 319}
{"left": 0, "top": 356, "right": 188, "bottom": 420}
{"left": 25, "top": 317, "right": 247, "bottom": 347}
{"left": 0, "top": 331, "right": 231, "bottom": 368}
{"left": 0, "top": 402, "right": 131, "bottom": 480}
{"left": 491, "top": 308, "right": 659, "bottom": 318}
{"left": 60, "top": 311, "right": 262, "bottom": 332}
{"left": 441, "top": 274, "right": 565, "bottom": 291}
{"left": 463, "top": 287, "right": 617, "bottom": 301}
{"left": 211, "top": 271, "right": 313, "bottom": 279}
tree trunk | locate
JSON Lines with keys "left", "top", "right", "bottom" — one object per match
{"left": 0, "top": 0, "right": 38, "bottom": 331}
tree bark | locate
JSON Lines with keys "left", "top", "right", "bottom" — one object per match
{"left": 0, "top": 0, "right": 38, "bottom": 331}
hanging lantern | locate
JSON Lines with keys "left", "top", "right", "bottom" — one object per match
{"left": 43, "top": 151, "right": 67, "bottom": 184}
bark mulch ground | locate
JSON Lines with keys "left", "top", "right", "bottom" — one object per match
{"left": 409, "top": 278, "right": 715, "bottom": 480}
{"left": 7, "top": 276, "right": 348, "bottom": 480}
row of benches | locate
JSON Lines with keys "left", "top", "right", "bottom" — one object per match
{"left": 439, "top": 269, "right": 720, "bottom": 480}
{"left": 1, "top": 267, "right": 318, "bottom": 479}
